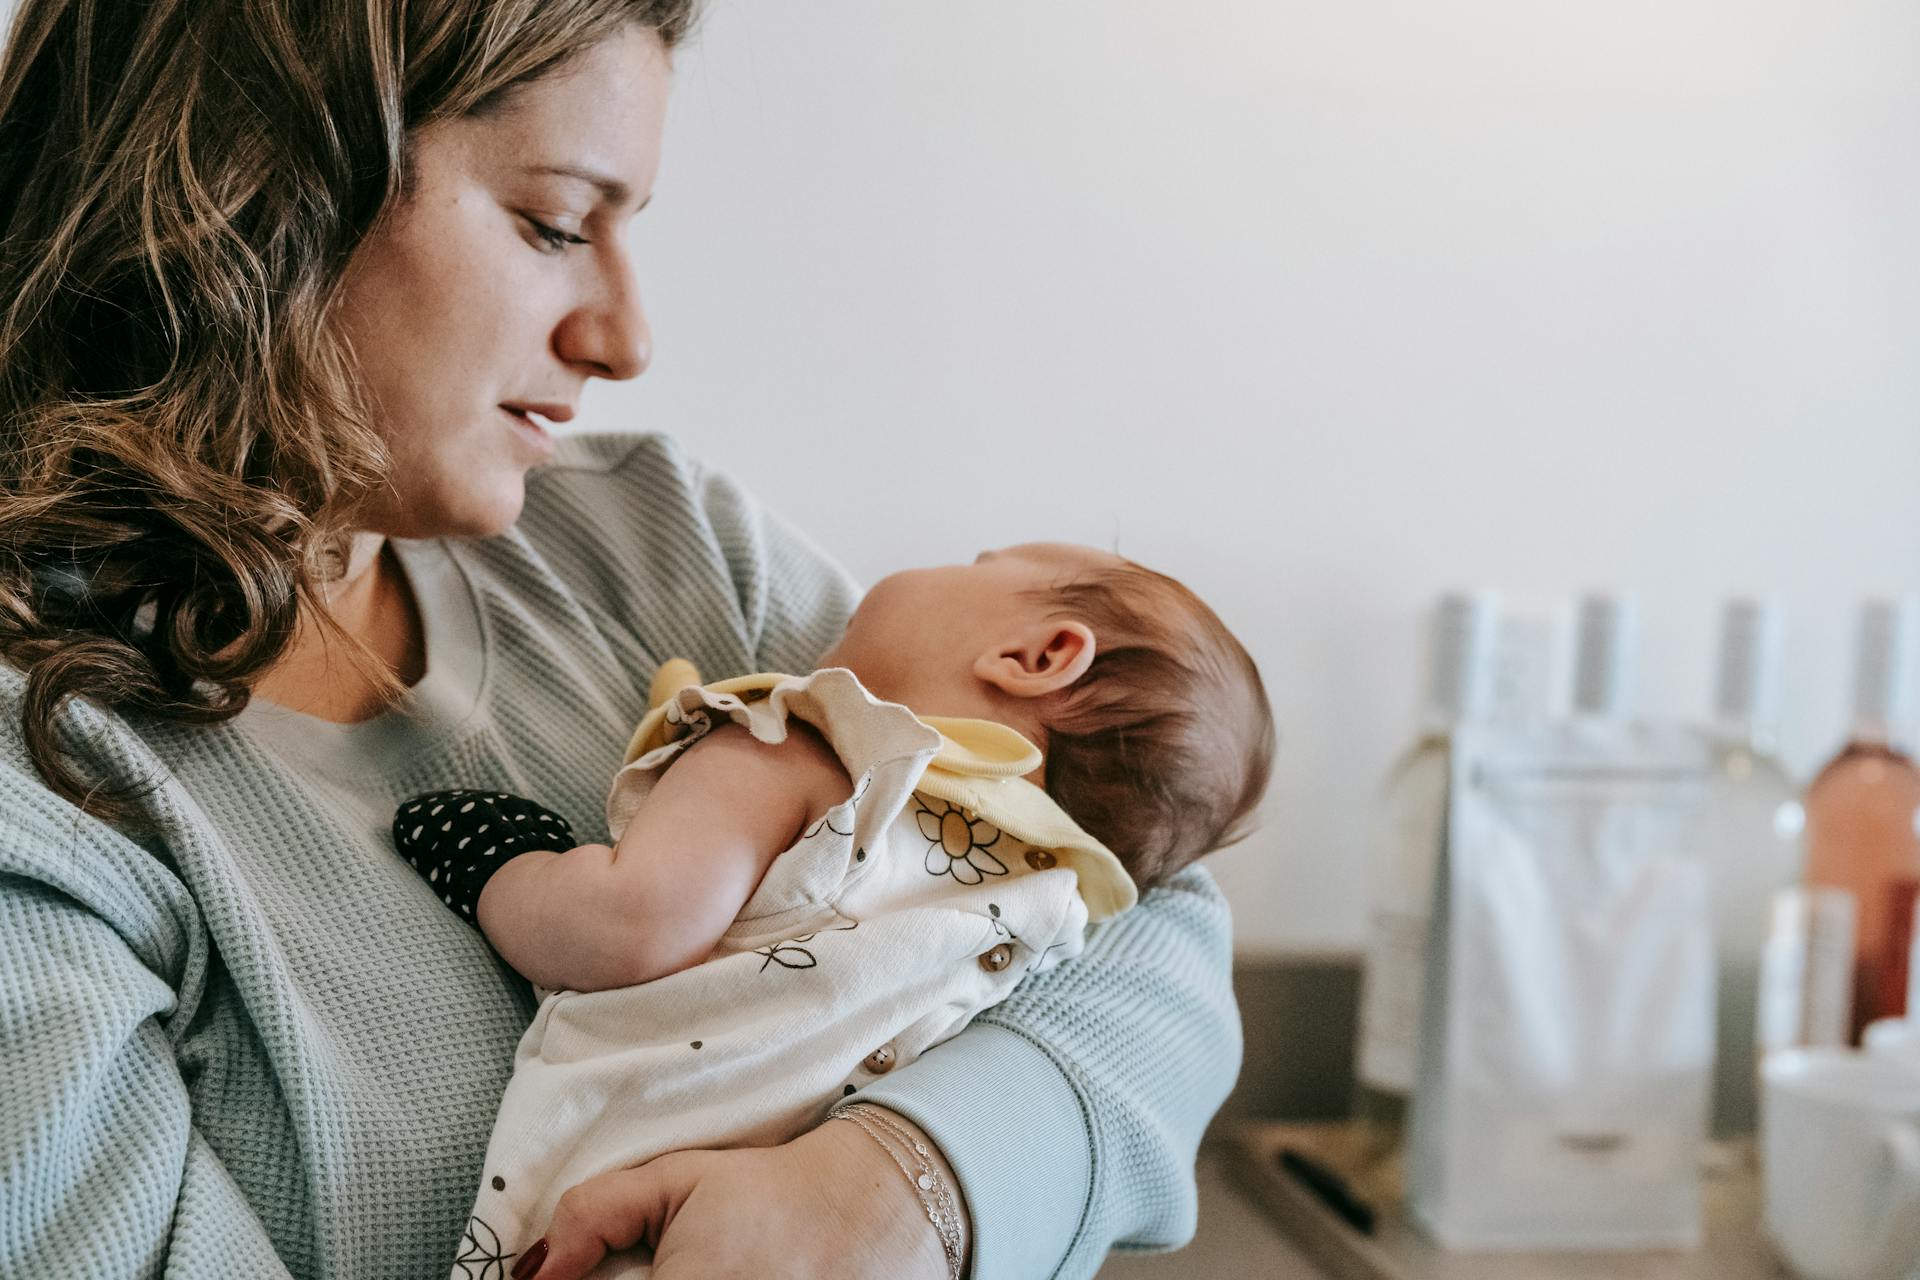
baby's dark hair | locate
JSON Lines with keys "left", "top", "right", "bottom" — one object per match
{"left": 1032, "top": 562, "right": 1275, "bottom": 891}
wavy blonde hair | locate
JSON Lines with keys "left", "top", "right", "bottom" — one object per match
{"left": 0, "top": 0, "right": 696, "bottom": 826}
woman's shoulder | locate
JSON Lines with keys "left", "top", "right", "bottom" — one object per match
{"left": 505, "top": 430, "right": 754, "bottom": 659}
{"left": 0, "top": 669, "right": 200, "bottom": 975}
{"left": 508, "top": 429, "right": 857, "bottom": 678}
{"left": 521, "top": 429, "right": 813, "bottom": 565}
{"left": 527, "top": 430, "right": 699, "bottom": 511}
{"left": 516, "top": 430, "right": 725, "bottom": 577}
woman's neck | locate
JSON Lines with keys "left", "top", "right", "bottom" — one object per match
{"left": 250, "top": 532, "right": 428, "bottom": 723}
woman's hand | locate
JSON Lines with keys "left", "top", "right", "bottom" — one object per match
{"left": 516, "top": 1109, "right": 965, "bottom": 1280}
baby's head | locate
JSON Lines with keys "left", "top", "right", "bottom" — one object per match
{"left": 820, "top": 543, "right": 1275, "bottom": 890}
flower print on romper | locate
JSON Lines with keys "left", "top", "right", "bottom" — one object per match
{"left": 453, "top": 1210, "right": 516, "bottom": 1279}
{"left": 799, "top": 773, "right": 870, "bottom": 844}
{"left": 914, "top": 797, "right": 1008, "bottom": 884}
{"left": 753, "top": 918, "right": 859, "bottom": 972}
{"left": 985, "top": 900, "right": 1061, "bottom": 974}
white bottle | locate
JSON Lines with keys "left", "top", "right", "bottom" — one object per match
{"left": 1572, "top": 593, "right": 1638, "bottom": 719}
{"left": 1355, "top": 592, "right": 1497, "bottom": 1153}
{"left": 1486, "top": 595, "right": 1575, "bottom": 725}
{"left": 1699, "top": 599, "right": 1804, "bottom": 1135}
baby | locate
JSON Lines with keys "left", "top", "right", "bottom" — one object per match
{"left": 394, "top": 541, "right": 1274, "bottom": 1279}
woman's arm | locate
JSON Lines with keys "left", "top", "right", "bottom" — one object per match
{"left": 863, "top": 867, "right": 1240, "bottom": 1277}
{"left": 0, "top": 875, "right": 294, "bottom": 1277}
{"left": 499, "top": 1113, "right": 954, "bottom": 1280}
{"left": 525, "top": 850, "right": 1240, "bottom": 1280}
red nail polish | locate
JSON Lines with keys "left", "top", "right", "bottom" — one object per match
{"left": 510, "top": 1238, "right": 549, "bottom": 1280}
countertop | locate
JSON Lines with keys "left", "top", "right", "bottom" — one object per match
{"left": 1096, "top": 1153, "right": 1326, "bottom": 1278}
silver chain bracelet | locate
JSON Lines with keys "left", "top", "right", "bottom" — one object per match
{"left": 831, "top": 1102, "right": 965, "bottom": 1280}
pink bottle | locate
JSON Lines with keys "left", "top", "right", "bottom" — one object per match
{"left": 1804, "top": 598, "right": 1920, "bottom": 1043}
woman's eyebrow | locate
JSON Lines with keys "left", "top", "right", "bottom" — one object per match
{"left": 517, "top": 162, "right": 649, "bottom": 211}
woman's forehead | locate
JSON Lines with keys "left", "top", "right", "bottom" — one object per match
{"left": 460, "top": 26, "right": 671, "bottom": 205}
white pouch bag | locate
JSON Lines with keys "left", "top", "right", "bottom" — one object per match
{"left": 1407, "top": 718, "right": 1717, "bottom": 1249}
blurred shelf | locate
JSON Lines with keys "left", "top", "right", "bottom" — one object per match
{"left": 1096, "top": 1154, "right": 1327, "bottom": 1278}
{"left": 1221, "top": 1122, "right": 1782, "bottom": 1280}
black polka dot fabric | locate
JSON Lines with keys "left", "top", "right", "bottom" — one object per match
{"left": 392, "top": 789, "right": 578, "bottom": 925}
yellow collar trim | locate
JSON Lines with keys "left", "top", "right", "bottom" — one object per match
{"left": 625, "top": 663, "right": 1139, "bottom": 920}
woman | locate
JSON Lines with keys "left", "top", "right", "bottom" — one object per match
{"left": 0, "top": 3, "right": 1241, "bottom": 1278}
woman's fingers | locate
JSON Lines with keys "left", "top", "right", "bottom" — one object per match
{"left": 647, "top": 1120, "right": 948, "bottom": 1280}
{"left": 516, "top": 1119, "right": 947, "bottom": 1280}
{"left": 520, "top": 1152, "right": 705, "bottom": 1280}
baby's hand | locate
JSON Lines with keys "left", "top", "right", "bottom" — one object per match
{"left": 392, "top": 789, "right": 579, "bottom": 924}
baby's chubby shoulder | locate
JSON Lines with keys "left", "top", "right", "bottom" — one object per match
{"left": 673, "top": 717, "right": 843, "bottom": 778}
{"left": 666, "top": 719, "right": 852, "bottom": 832}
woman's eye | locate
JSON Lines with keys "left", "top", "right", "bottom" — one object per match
{"left": 523, "top": 215, "right": 590, "bottom": 254}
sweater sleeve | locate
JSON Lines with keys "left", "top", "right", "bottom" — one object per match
{"left": 692, "top": 452, "right": 1242, "bottom": 1279}
{"left": 861, "top": 867, "right": 1241, "bottom": 1280}
{"left": 0, "top": 877, "right": 293, "bottom": 1278}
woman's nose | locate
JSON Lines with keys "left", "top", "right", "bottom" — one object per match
{"left": 556, "top": 254, "right": 651, "bottom": 381}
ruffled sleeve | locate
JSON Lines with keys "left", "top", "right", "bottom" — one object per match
{"left": 606, "top": 667, "right": 946, "bottom": 924}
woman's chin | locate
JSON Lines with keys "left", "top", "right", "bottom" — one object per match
{"left": 455, "top": 480, "right": 528, "bottom": 538}
{"left": 372, "top": 474, "right": 527, "bottom": 541}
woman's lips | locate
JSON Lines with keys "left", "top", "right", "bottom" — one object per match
{"left": 500, "top": 405, "right": 556, "bottom": 457}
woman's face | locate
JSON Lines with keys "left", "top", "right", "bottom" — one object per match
{"left": 333, "top": 24, "right": 671, "bottom": 540}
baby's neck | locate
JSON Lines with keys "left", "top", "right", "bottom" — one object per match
{"left": 831, "top": 661, "right": 1044, "bottom": 749}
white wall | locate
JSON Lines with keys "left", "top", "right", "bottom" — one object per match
{"left": 11, "top": 0, "right": 1916, "bottom": 952}
{"left": 598, "top": 0, "right": 1920, "bottom": 953}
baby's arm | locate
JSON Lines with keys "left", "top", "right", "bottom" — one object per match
{"left": 476, "top": 722, "right": 850, "bottom": 992}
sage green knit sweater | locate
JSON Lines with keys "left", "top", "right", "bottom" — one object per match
{"left": 0, "top": 432, "right": 1241, "bottom": 1279}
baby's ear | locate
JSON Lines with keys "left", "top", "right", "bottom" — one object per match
{"left": 973, "top": 622, "right": 1096, "bottom": 698}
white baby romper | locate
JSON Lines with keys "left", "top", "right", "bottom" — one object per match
{"left": 448, "top": 667, "right": 1136, "bottom": 1280}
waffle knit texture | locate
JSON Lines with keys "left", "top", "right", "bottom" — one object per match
{"left": 0, "top": 431, "right": 1242, "bottom": 1280}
